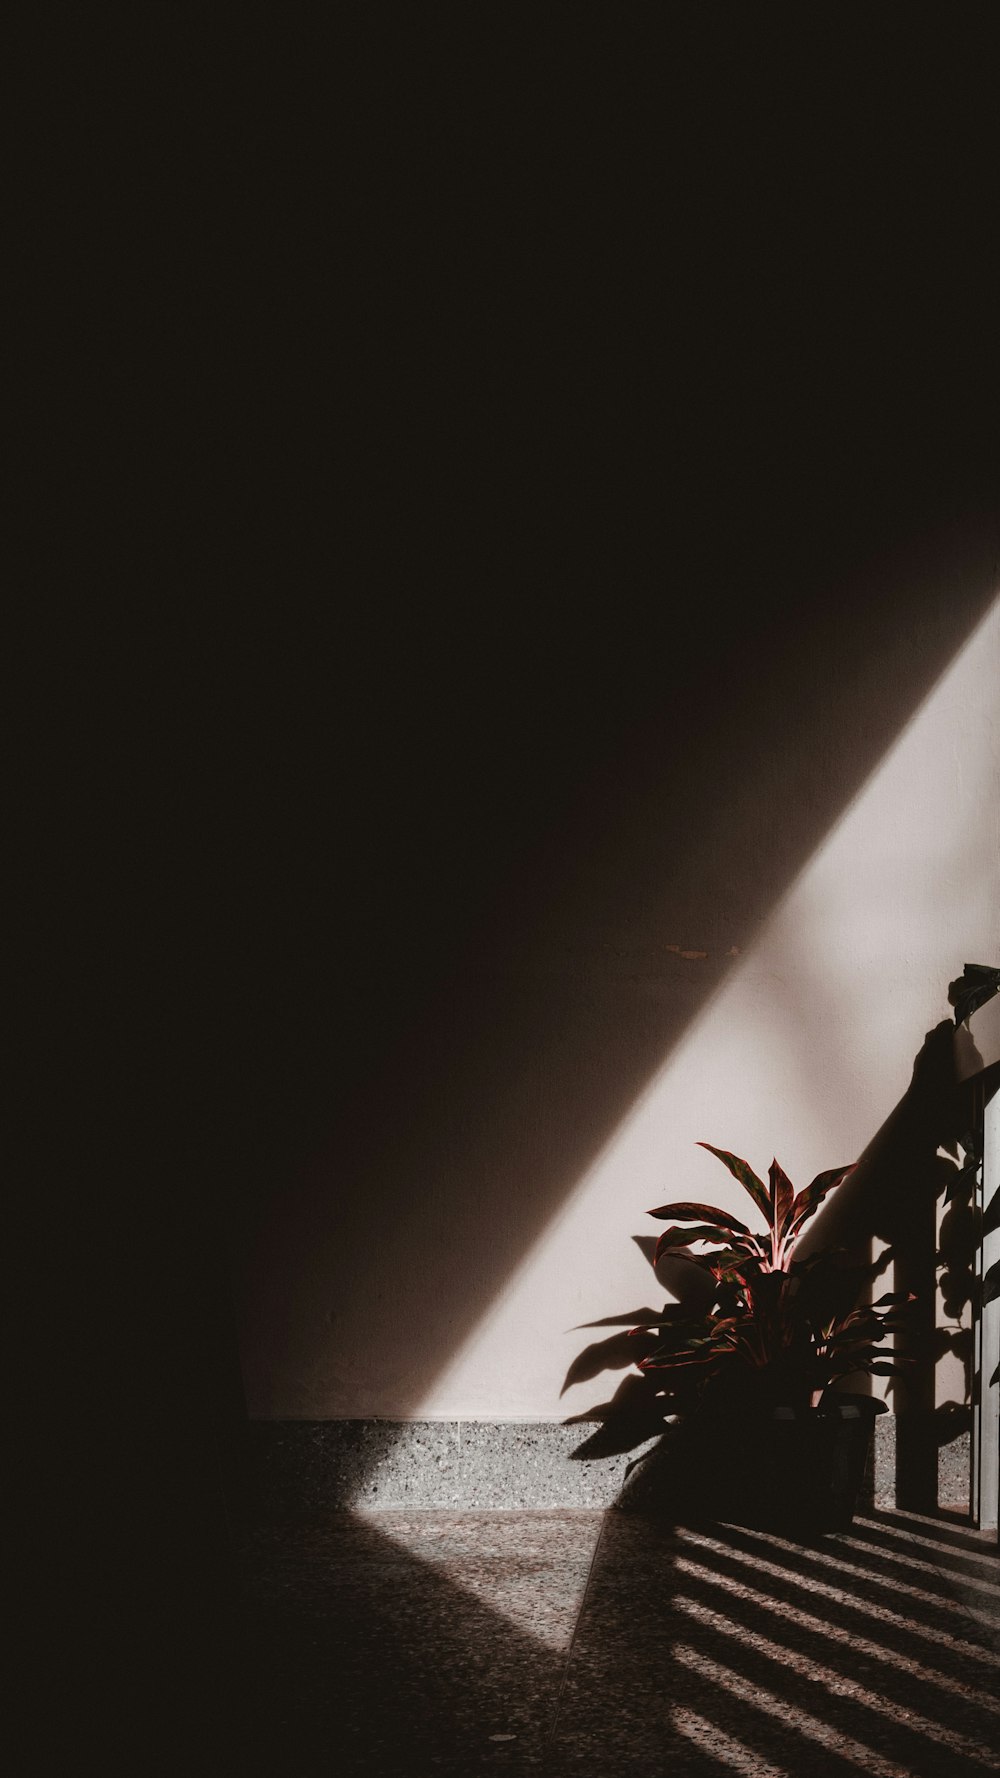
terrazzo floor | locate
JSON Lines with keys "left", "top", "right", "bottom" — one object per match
{"left": 232, "top": 1504, "right": 1000, "bottom": 1777}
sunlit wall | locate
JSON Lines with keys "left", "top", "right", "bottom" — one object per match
{"left": 429, "top": 597, "right": 999, "bottom": 1418}
{"left": 230, "top": 541, "right": 998, "bottom": 1425}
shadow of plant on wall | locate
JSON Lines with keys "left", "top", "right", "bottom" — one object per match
{"left": 934, "top": 1143, "right": 979, "bottom": 1448}
{"left": 933, "top": 962, "right": 1000, "bottom": 1455}
{"left": 560, "top": 1143, "right": 910, "bottom": 1532}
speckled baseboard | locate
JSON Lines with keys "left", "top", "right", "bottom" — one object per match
{"left": 245, "top": 1419, "right": 970, "bottom": 1514}
{"left": 869, "top": 1415, "right": 971, "bottom": 1511}
{"left": 246, "top": 1420, "right": 626, "bottom": 1512}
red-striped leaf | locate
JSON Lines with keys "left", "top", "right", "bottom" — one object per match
{"left": 651, "top": 1243, "right": 719, "bottom": 1271}
{"left": 826, "top": 1341, "right": 892, "bottom": 1365}
{"left": 653, "top": 1227, "right": 755, "bottom": 1267}
{"left": 642, "top": 1318, "right": 714, "bottom": 1353}
{"left": 786, "top": 1164, "right": 854, "bottom": 1239}
{"left": 646, "top": 1201, "right": 753, "bottom": 1236}
{"left": 704, "top": 1247, "right": 759, "bottom": 1279}
{"left": 697, "top": 1143, "right": 770, "bottom": 1219}
{"left": 769, "top": 1159, "right": 795, "bottom": 1243}
{"left": 642, "top": 1351, "right": 715, "bottom": 1374}
{"left": 652, "top": 1223, "right": 738, "bottom": 1251}
{"left": 829, "top": 1310, "right": 894, "bottom": 1339}
{"left": 654, "top": 1235, "right": 700, "bottom": 1268}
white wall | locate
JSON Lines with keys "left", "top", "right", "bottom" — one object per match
{"left": 231, "top": 554, "right": 998, "bottom": 1425}
{"left": 425, "top": 595, "right": 1000, "bottom": 1418}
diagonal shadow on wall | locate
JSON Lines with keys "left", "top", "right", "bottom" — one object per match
{"left": 221, "top": 507, "right": 997, "bottom": 1427}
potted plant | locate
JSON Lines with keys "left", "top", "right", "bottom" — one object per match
{"left": 563, "top": 1143, "right": 914, "bottom": 1532}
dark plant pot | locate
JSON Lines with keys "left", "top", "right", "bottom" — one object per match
{"left": 620, "top": 1396, "right": 881, "bottom": 1534}
{"left": 731, "top": 1399, "right": 878, "bottom": 1534}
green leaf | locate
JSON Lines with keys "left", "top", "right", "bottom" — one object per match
{"left": 697, "top": 1144, "right": 770, "bottom": 1220}
{"left": 983, "top": 1258, "right": 1000, "bottom": 1305}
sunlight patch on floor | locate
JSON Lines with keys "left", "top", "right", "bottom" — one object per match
{"left": 672, "top": 1708, "right": 787, "bottom": 1778}
{"left": 675, "top": 1533, "right": 1000, "bottom": 1667}
{"left": 350, "top": 1506, "right": 600, "bottom": 1652}
{"left": 674, "top": 1641, "right": 914, "bottom": 1778}
{"left": 673, "top": 1579, "right": 1000, "bottom": 1716}
{"left": 674, "top": 1597, "right": 997, "bottom": 1764}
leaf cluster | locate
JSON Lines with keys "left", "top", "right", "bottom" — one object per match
{"left": 565, "top": 1143, "right": 914, "bottom": 1455}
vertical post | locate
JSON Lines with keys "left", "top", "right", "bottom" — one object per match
{"left": 892, "top": 1192, "right": 938, "bottom": 1512}
{"left": 972, "top": 1080, "right": 1000, "bottom": 1531}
